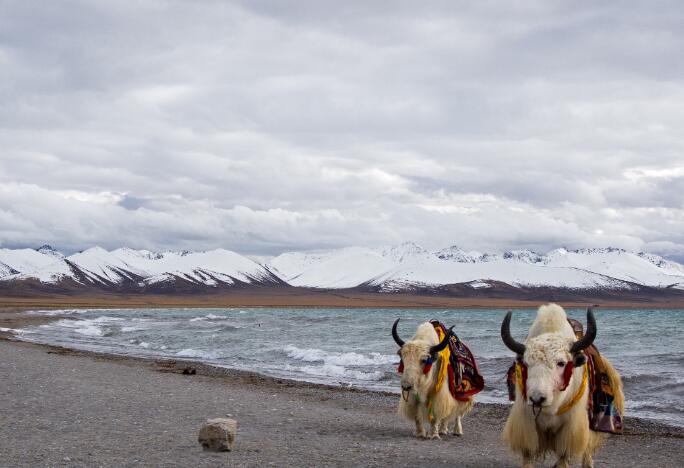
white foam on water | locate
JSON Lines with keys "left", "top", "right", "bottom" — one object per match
{"left": 189, "top": 314, "right": 241, "bottom": 323}
{"left": 26, "top": 308, "right": 120, "bottom": 316}
{"left": 50, "top": 319, "right": 105, "bottom": 337}
{"left": 284, "top": 345, "right": 397, "bottom": 367}
{"left": 175, "top": 348, "right": 219, "bottom": 359}
{"left": 75, "top": 323, "right": 105, "bottom": 337}
{"left": 0, "top": 327, "right": 31, "bottom": 335}
{"left": 89, "top": 316, "right": 124, "bottom": 323}
{"left": 286, "top": 363, "right": 386, "bottom": 381}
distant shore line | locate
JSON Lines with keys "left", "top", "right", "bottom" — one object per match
{"left": 3, "top": 290, "right": 684, "bottom": 312}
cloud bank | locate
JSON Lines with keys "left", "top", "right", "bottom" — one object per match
{"left": 1, "top": 1, "right": 683, "bottom": 259}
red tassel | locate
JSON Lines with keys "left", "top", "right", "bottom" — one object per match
{"left": 397, "top": 361, "right": 404, "bottom": 374}
{"left": 422, "top": 363, "right": 433, "bottom": 374}
{"left": 559, "top": 362, "right": 574, "bottom": 391}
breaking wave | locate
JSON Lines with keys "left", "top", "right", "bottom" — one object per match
{"left": 175, "top": 348, "right": 219, "bottom": 359}
{"left": 284, "top": 345, "right": 397, "bottom": 367}
{"left": 284, "top": 363, "right": 388, "bottom": 382}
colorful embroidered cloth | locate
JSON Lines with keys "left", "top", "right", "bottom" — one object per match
{"left": 505, "top": 318, "right": 623, "bottom": 434}
{"left": 430, "top": 320, "right": 484, "bottom": 401}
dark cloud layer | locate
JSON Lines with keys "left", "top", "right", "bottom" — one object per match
{"left": 1, "top": 1, "right": 683, "bottom": 259}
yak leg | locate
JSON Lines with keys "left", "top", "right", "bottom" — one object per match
{"left": 452, "top": 416, "right": 463, "bottom": 436}
{"left": 553, "top": 457, "right": 569, "bottom": 468}
{"left": 439, "top": 419, "right": 450, "bottom": 435}
{"left": 414, "top": 415, "right": 426, "bottom": 439}
{"left": 581, "top": 453, "right": 594, "bottom": 468}
{"left": 522, "top": 452, "right": 534, "bottom": 468}
{"left": 428, "top": 419, "right": 442, "bottom": 439}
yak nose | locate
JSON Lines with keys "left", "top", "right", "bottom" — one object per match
{"left": 401, "top": 383, "right": 413, "bottom": 392}
{"left": 529, "top": 395, "right": 546, "bottom": 406}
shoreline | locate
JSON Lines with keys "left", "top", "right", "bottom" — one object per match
{"left": 2, "top": 308, "right": 684, "bottom": 437}
{"left": 2, "top": 334, "right": 682, "bottom": 438}
{"left": 2, "top": 315, "right": 683, "bottom": 467}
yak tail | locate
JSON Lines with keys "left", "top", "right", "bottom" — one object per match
{"left": 598, "top": 355, "right": 625, "bottom": 416}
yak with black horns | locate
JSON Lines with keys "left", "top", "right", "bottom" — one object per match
{"left": 392, "top": 318, "right": 476, "bottom": 439}
{"left": 500, "top": 304, "right": 624, "bottom": 468}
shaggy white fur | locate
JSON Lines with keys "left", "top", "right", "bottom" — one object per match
{"left": 396, "top": 322, "right": 473, "bottom": 439}
{"left": 502, "top": 303, "right": 623, "bottom": 468}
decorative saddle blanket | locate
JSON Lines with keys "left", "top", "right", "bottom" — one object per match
{"left": 505, "top": 318, "right": 623, "bottom": 434}
{"left": 430, "top": 320, "right": 485, "bottom": 401}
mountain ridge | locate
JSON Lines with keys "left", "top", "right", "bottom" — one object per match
{"left": 1, "top": 243, "right": 683, "bottom": 295}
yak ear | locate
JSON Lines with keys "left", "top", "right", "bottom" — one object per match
{"left": 573, "top": 353, "right": 587, "bottom": 367}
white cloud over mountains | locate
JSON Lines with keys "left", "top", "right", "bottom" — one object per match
{"left": 1, "top": 1, "right": 683, "bottom": 259}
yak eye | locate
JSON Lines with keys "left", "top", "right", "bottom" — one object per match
{"left": 557, "top": 361, "right": 566, "bottom": 367}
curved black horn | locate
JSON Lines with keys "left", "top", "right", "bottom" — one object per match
{"left": 391, "top": 318, "right": 405, "bottom": 347}
{"left": 570, "top": 306, "right": 597, "bottom": 354}
{"left": 501, "top": 310, "right": 526, "bottom": 356}
{"left": 430, "top": 326, "right": 453, "bottom": 355}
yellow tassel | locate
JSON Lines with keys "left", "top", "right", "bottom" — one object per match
{"left": 427, "top": 325, "right": 451, "bottom": 423}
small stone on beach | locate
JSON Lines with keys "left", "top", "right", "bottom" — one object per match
{"left": 198, "top": 418, "right": 237, "bottom": 452}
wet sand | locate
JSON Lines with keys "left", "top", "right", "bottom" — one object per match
{"left": 1, "top": 335, "right": 682, "bottom": 468}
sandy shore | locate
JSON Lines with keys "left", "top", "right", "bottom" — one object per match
{"left": 1, "top": 335, "right": 682, "bottom": 468}
{"left": 3, "top": 288, "right": 684, "bottom": 311}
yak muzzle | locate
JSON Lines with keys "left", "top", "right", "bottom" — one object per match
{"left": 401, "top": 384, "right": 412, "bottom": 402}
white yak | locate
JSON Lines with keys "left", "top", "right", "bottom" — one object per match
{"left": 392, "top": 319, "right": 474, "bottom": 439}
{"left": 500, "top": 304, "right": 624, "bottom": 468}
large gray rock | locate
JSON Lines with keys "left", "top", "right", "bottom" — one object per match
{"left": 198, "top": 418, "right": 237, "bottom": 452}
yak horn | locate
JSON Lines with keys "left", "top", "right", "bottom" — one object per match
{"left": 570, "top": 306, "right": 597, "bottom": 354}
{"left": 501, "top": 310, "right": 526, "bottom": 356}
{"left": 391, "top": 318, "right": 405, "bottom": 347}
{"left": 430, "top": 326, "right": 453, "bottom": 355}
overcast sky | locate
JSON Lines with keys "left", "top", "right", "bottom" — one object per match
{"left": 1, "top": 1, "right": 683, "bottom": 260}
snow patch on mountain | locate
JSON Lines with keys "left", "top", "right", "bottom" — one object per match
{"left": 267, "top": 244, "right": 684, "bottom": 290}
{"left": 0, "top": 261, "right": 19, "bottom": 278}
{"left": 36, "top": 244, "right": 65, "bottom": 259}
{"left": 435, "top": 246, "right": 479, "bottom": 263}
{"left": 0, "top": 248, "right": 74, "bottom": 283}
{"left": 0, "top": 246, "right": 277, "bottom": 287}
{"left": 270, "top": 247, "right": 395, "bottom": 288}
{"left": 2, "top": 243, "right": 684, "bottom": 292}
{"left": 69, "top": 247, "right": 146, "bottom": 284}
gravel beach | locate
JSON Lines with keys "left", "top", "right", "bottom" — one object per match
{"left": 1, "top": 337, "right": 682, "bottom": 468}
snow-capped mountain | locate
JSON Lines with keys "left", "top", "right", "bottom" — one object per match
{"left": 267, "top": 243, "right": 684, "bottom": 291}
{"left": 0, "top": 245, "right": 281, "bottom": 289}
{"left": 268, "top": 246, "right": 396, "bottom": 289}
{"left": 1, "top": 243, "right": 683, "bottom": 293}
{"left": 0, "top": 261, "right": 19, "bottom": 278}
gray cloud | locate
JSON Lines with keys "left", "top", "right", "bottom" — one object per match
{"left": 1, "top": 1, "right": 683, "bottom": 258}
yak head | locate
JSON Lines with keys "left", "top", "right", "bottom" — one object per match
{"left": 392, "top": 319, "right": 452, "bottom": 401}
{"left": 501, "top": 304, "right": 596, "bottom": 412}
